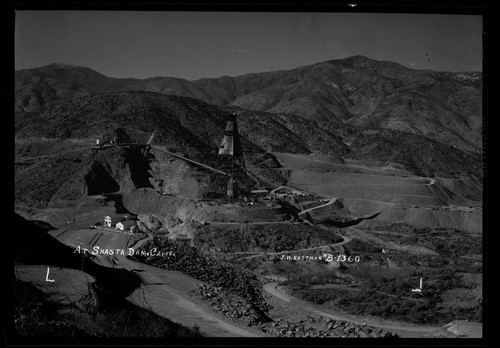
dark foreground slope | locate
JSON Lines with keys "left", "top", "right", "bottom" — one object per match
{"left": 11, "top": 213, "right": 140, "bottom": 296}
{"left": 10, "top": 214, "right": 203, "bottom": 339}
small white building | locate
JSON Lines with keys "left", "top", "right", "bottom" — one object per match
{"left": 104, "top": 214, "right": 132, "bottom": 228}
{"left": 116, "top": 220, "right": 137, "bottom": 233}
{"left": 104, "top": 215, "right": 116, "bottom": 227}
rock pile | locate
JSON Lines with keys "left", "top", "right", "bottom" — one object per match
{"left": 194, "top": 282, "right": 398, "bottom": 338}
{"left": 129, "top": 236, "right": 270, "bottom": 317}
{"left": 137, "top": 213, "right": 163, "bottom": 231}
{"left": 317, "top": 317, "right": 397, "bottom": 338}
{"left": 193, "top": 284, "right": 264, "bottom": 326}
{"left": 260, "top": 317, "right": 397, "bottom": 338}
{"left": 258, "top": 317, "right": 398, "bottom": 338}
{"left": 131, "top": 236, "right": 399, "bottom": 338}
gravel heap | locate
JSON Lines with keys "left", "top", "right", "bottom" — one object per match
{"left": 130, "top": 236, "right": 399, "bottom": 338}
{"left": 193, "top": 283, "right": 265, "bottom": 326}
{"left": 194, "top": 283, "right": 398, "bottom": 338}
{"left": 129, "top": 236, "right": 270, "bottom": 318}
{"left": 258, "top": 316, "right": 398, "bottom": 338}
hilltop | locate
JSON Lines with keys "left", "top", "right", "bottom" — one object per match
{"left": 15, "top": 56, "right": 482, "bottom": 154}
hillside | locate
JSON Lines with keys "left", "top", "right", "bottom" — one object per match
{"left": 11, "top": 214, "right": 203, "bottom": 338}
{"left": 230, "top": 56, "right": 482, "bottom": 154}
{"left": 15, "top": 56, "right": 482, "bottom": 154}
{"left": 11, "top": 213, "right": 142, "bottom": 298}
{"left": 13, "top": 60, "right": 483, "bottom": 339}
{"left": 15, "top": 91, "right": 481, "bottom": 207}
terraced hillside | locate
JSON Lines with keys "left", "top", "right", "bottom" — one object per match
{"left": 15, "top": 91, "right": 481, "bottom": 208}
{"left": 272, "top": 153, "right": 482, "bottom": 234}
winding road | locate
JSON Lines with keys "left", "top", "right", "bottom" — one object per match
{"left": 51, "top": 227, "right": 262, "bottom": 337}
{"left": 114, "top": 256, "right": 262, "bottom": 337}
{"left": 262, "top": 282, "right": 440, "bottom": 337}
{"left": 298, "top": 197, "right": 338, "bottom": 216}
{"left": 233, "top": 235, "right": 352, "bottom": 261}
{"left": 48, "top": 226, "right": 440, "bottom": 338}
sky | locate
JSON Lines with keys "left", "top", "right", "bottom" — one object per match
{"left": 15, "top": 11, "right": 483, "bottom": 80}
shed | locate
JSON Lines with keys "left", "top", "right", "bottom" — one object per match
{"left": 104, "top": 215, "right": 123, "bottom": 227}
{"left": 104, "top": 214, "right": 133, "bottom": 227}
{"left": 116, "top": 220, "right": 137, "bottom": 231}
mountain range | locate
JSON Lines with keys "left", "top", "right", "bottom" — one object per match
{"left": 14, "top": 56, "right": 483, "bottom": 205}
{"left": 15, "top": 90, "right": 482, "bottom": 205}
{"left": 15, "top": 55, "right": 482, "bottom": 154}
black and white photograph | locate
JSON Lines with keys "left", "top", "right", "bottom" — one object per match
{"left": 8, "top": 2, "right": 487, "bottom": 344}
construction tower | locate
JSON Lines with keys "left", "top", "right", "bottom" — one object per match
{"left": 207, "top": 112, "right": 248, "bottom": 199}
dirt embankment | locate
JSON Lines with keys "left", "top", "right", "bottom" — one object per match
{"left": 15, "top": 142, "right": 155, "bottom": 207}
{"left": 289, "top": 170, "right": 458, "bottom": 207}
{"left": 122, "top": 188, "right": 286, "bottom": 235}
{"left": 435, "top": 178, "right": 482, "bottom": 202}
{"left": 272, "top": 152, "right": 481, "bottom": 208}
{"left": 122, "top": 189, "right": 204, "bottom": 218}
{"left": 344, "top": 198, "right": 482, "bottom": 235}
{"left": 14, "top": 265, "right": 204, "bottom": 338}
{"left": 15, "top": 266, "right": 100, "bottom": 311}
{"left": 148, "top": 149, "right": 211, "bottom": 199}
{"left": 194, "top": 223, "right": 343, "bottom": 254}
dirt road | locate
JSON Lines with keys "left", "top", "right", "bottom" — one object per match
{"left": 211, "top": 221, "right": 292, "bottom": 226}
{"left": 263, "top": 282, "right": 440, "bottom": 337}
{"left": 234, "top": 235, "right": 352, "bottom": 261}
{"left": 51, "top": 227, "right": 262, "bottom": 337}
{"left": 115, "top": 257, "right": 262, "bottom": 337}
{"left": 299, "top": 197, "right": 338, "bottom": 216}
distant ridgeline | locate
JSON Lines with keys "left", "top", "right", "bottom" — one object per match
{"left": 15, "top": 56, "right": 482, "bottom": 154}
{"left": 14, "top": 56, "right": 482, "bottom": 206}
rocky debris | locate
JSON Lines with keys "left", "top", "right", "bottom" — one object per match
{"left": 137, "top": 213, "right": 163, "bottom": 231}
{"left": 318, "top": 317, "right": 397, "bottom": 338}
{"left": 164, "top": 216, "right": 182, "bottom": 230}
{"left": 168, "top": 220, "right": 200, "bottom": 239}
{"left": 193, "top": 282, "right": 399, "bottom": 339}
{"left": 77, "top": 282, "right": 101, "bottom": 312}
{"left": 136, "top": 220, "right": 151, "bottom": 233}
{"left": 129, "top": 236, "right": 270, "bottom": 318}
{"left": 128, "top": 233, "right": 399, "bottom": 338}
{"left": 255, "top": 316, "right": 398, "bottom": 338}
{"left": 439, "top": 320, "right": 482, "bottom": 338}
{"left": 193, "top": 283, "right": 263, "bottom": 326}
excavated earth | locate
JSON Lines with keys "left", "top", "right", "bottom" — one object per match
{"left": 272, "top": 153, "right": 482, "bottom": 235}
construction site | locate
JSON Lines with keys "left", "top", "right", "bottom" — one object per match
{"left": 14, "top": 103, "right": 483, "bottom": 339}
{"left": 10, "top": 8, "right": 485, "bottom": 339}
